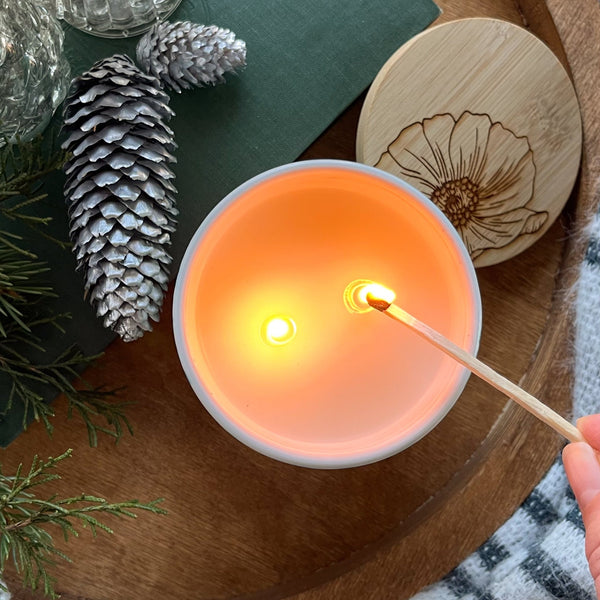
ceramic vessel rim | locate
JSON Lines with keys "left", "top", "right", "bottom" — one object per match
{"left": 173, "top": 159, "right": 483, "bottom": 469}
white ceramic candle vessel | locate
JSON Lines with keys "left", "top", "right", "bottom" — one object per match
{"left": 174, "top": 160, "right": 482, "bottom": 468}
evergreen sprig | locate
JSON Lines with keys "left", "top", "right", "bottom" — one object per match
{"left": 0, "top": 138, "right": 165, "bottom": 598}
{"left": 0, "top": 340, "right": 133, "bottom": 447}
{"left": 0, "top": 137, "right": 133, "bottom": 445}
{"left": 0, "top": 135, "right": 69, "bottom": 256}
{"left": 0, "top": 450, "right": 166, "bottom": 598}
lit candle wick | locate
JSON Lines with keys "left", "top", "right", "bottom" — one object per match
{"left": 262, "top": 315, "right": 296, "bottom": 346}
{"left": 357, "top": 279, "right": 583, "bottom": 443}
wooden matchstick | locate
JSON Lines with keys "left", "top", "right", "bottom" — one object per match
{"left": 367, "top": 295, "right": 584, "bottom": 444}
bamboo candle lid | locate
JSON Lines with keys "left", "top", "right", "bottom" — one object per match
{"left": 356, "top": 18, "right": 582, "bottom": 267}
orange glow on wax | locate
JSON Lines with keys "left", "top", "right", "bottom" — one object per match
{"left": 178, "top": 165, "right": 481, "bottom": 458}
{"left": 262, "top": 315, "right": 297, "bottom": 346}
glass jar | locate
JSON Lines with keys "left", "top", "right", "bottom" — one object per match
{"left": 0, "top": 0, "right": 70, "bottom": 143}
{"left": 43, "top": 0, "right": 183, "bottom": 38}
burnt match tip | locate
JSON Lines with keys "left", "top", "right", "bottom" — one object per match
{"left": 366, "top": 294, "right": 392, "bottom": 312}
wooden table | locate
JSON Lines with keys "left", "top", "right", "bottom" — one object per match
{"left": 5, "top": 0, "right": 600, "bottom": 598}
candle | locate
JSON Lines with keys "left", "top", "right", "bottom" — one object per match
{"left": 173, "top": 160, "right": 481, "bottom": 468}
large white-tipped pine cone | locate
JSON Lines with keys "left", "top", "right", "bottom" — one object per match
{"left": 62, "top": 54, "right": 178, "bottom": 342}
{"left": 136, "top": 21, "right": 247, "bottom": 93}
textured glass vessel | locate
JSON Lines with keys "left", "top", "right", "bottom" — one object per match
{"left": 43, "top": 0, "right": 183, "bottom": 38}
{"left": 0, "top": 0, "right": 70, "bottom": 143}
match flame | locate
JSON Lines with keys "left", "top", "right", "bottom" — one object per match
{"left": 344, "top": 279, "right": 396, "bottom": 313}
{"left": 262, "top": 315, "right": 297, "bottom": 345}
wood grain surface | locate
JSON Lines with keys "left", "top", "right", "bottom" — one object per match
{"left": 4, "top": 1, "right": 600, "bottom": 599}
{"left": 356, "top": 18, "right": 582, "bottom": 267}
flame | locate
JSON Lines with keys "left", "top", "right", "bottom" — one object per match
{"left": 262, "top": 315, "right": 297, "bottom": 346}
{"left": 344, "top": 279, "right": 396, "bottom": 313}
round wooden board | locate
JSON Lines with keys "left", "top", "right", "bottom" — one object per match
{"left": 356, "top": 18, "right": 582, "bottom": 267}
{"left": 5, "top": 2, "right": 600, "bottom": 600}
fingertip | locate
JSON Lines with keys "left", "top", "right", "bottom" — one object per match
{"left": 577, "top": 414, "right": 600, "bottom": 450}
{"left": 563, "top": 441, "right": 600, "bottom": 509}
{"left": 576, "top": 414, "right": 600, "bottom": 429}
{"left": 563, "top": 441, "right": 587, "bottom": 463}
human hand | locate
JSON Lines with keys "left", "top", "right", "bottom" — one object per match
{"left": 563, "top": 414, "right": 600, "bottom": 597}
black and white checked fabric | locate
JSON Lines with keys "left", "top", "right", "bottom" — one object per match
{"left": 411, "top": 213, "right": 600, "bottom": 599}
{"left": 413, "top": 460, "right": 593, "bottom": 600}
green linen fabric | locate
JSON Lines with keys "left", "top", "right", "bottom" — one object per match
{"left": 0, "top": 0, "right": 440, "bottom": 445}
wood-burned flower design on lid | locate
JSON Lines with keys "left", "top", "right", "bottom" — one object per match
{"left": 376, "top": 111, "right": 548, "bottom": 261}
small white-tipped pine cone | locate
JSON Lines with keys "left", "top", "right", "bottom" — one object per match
{"left": 136, "top": 21, "right": 247, "bottom": 93}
